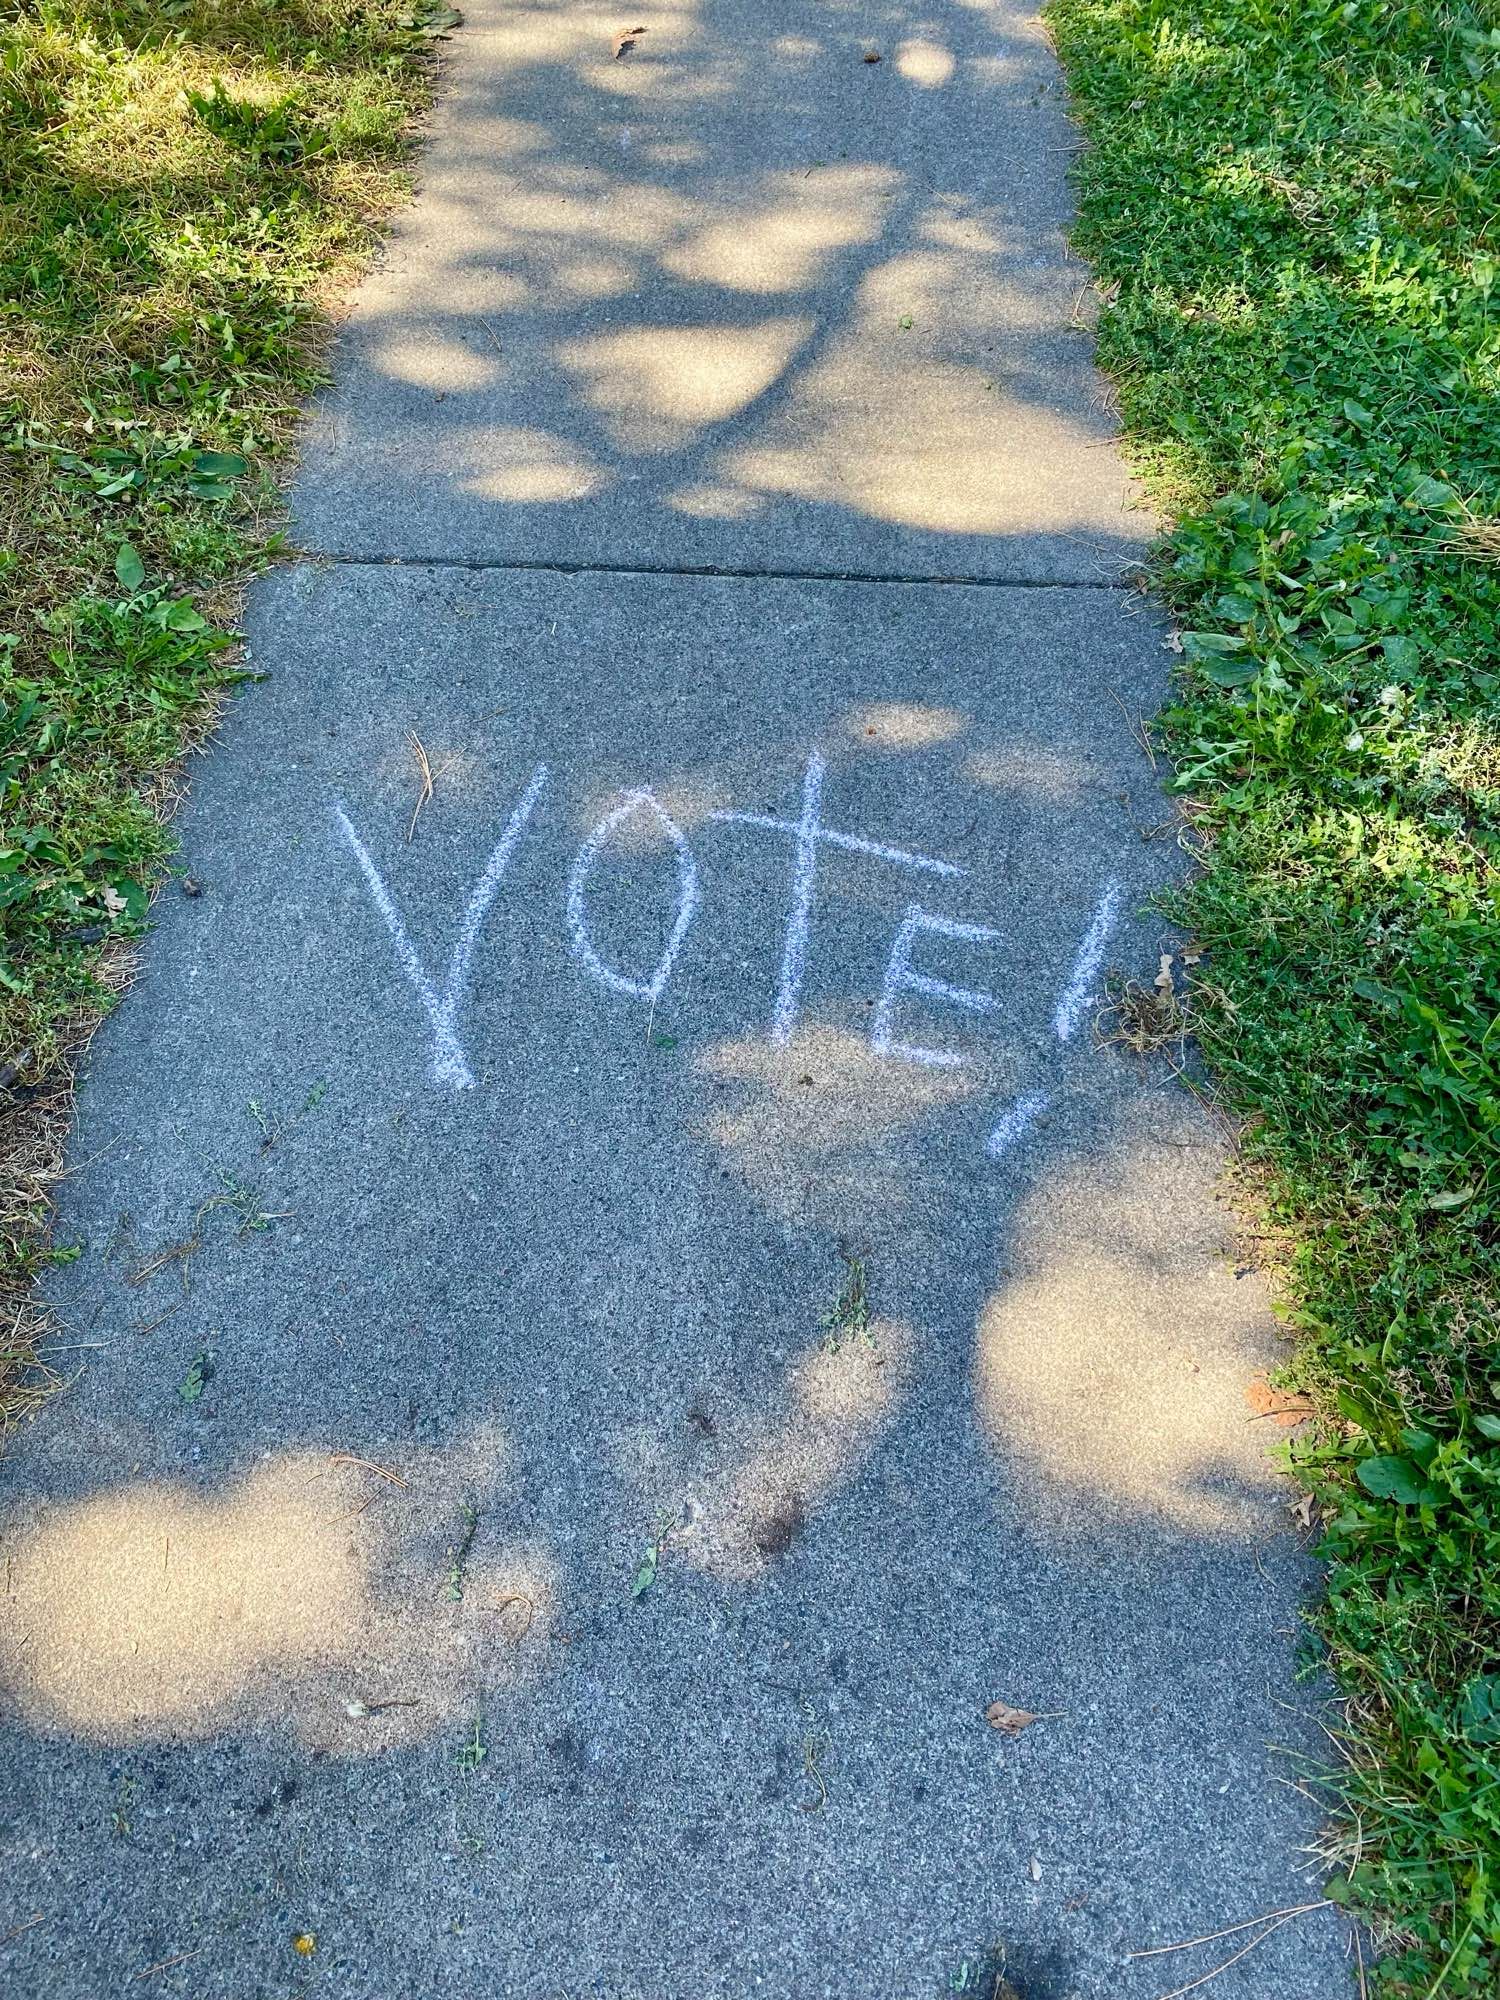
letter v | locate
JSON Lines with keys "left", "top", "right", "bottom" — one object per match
{"left": 332, "top": 763, "right": 549, "bottom": 1089}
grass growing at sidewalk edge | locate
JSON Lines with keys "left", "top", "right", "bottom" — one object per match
{"left": 1047, "top": 0, "right": 1499, "bottom": 1990}
{"left": 0, "top": 0, "right": 455, "bottom": 1416}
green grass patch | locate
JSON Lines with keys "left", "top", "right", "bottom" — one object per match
{"left": 0, "top": 0, "right": 448, "bottom": 1399}
{"left": 1047, "top": 0, "right": 1499, "bottom": 1988}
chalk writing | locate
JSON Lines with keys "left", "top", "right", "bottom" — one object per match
{"left": 986, "top": 1091, "right": 1050, "bottom": 1161}
{"left": 710, "top": 751, "right": 963, "bottom": 1046}
{"left": 567, "top": 789, "right": 699, "bottom": 1002}
{"left": 871, "top": 906, "right": 1002, "bottom": 1069}
{"left": 1052, "top": 878, "right": 1119, "bottom": 1044}
{"left": 333, "top": 763, "right": 549, "bottom": 1090}
{"left": 333, "top": 750, "right": 1130, "bottom": 1166}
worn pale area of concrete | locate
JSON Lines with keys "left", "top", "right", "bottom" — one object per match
{"left": 294, "top": 0, "right": 1146, "bottom": 580}
{"left": 0, "top": 5, "right": 1354, "bottom": 1998}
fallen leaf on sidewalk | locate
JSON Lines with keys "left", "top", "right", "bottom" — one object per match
{"left": 985, "top": 1700, "right": 1039, "bottom": 1735}
{"left": 613, "top": 24, "right": 646, "bottom": 57}
{"left": 1245, "top": 1375, "right": 1313, "bottom": 1426}
{"left": 862, "top": 48, "right": 882, "bottom": 63}
{"left": 177, "top": 1350, "right": 214, "bottom": 1402}
{"left": 631, "top": 1544, "right": 658, "bottom": 1598}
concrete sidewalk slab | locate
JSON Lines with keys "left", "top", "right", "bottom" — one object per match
{"left": 0, "top": 569, "right": 1348, "bottom": 1997}
{"left": 293, "top": 0, "right": 1147, "bottom": 582}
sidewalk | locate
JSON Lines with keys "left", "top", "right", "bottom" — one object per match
{"left": 0, "top": 6, "right": 1351, "bottom": 1995}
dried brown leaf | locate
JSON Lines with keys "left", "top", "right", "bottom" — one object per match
{"left": 612, "top": 23, "right": 646, "bottom": 57}
{"left": 985, "top": 1699, "right": 1039, "bottom": 1735}
{"left": 1245, "top": 1376, "right": 1313, "bottom": 1426}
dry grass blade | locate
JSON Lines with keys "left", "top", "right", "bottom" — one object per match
{"left": 0, "top": 1058, "right": 84, "bottom": 1436}
{"left": 0, "top": 1299, "right": 61, "bottom": 1434}
{"left": 406, "top": 728, "right": 434, "bottom": 842}
{"left": 1109, "top": 684, "right": 1158, "bottom": 771}
{"left": 1445, "top": 511, "right": 1500, "bottom": 564}
{"left": 492, "top": 1591, "right": 536, "bottom": 1636}
{"left": 328, "top": 1451, "right": 409, "bottom": 1488}
{"left": 134, "top": 1949, "right": 202, "bottom": 1981}
{"left": 128, "top": 1233, "right": 200, "bottom": 1287}
{"left": 1129, "top": 1902, "right": 1335, "bottom": 2000}
{"left": 1150, "top": 1911, "right": 1308, "bottom": 1999}
{"left": 1096, "top": 965, "right": 1190, "bottom": 1057}
{"left": 800, "top": 1729, "right": 829, "bottom": 1812}
{"left": 1128, "top": 1899, "right": 1332, "bottom": 1960}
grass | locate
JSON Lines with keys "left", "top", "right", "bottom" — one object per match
{"left": 1047, "top": 0, "right": 1500, "bottom": 1990}
{"left": 0, "top": 0, "right": 450, "bottom": 1419}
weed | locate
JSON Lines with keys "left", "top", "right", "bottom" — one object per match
{"left": 630, "top": 1508, "right": 679, "bottom": 1600}
{"left": 444, "top": 1501, "right": 480, "bottom": 1602}
{"left": 454, "top": 1717, "right": 487, "bottom": 1773}
{"left": 820, "top": 1250, "right": 874, "bottom": 1351}
{"left": 1049, "top": 0, "right": 1500, "bottom": 1989}
{"left": 947, "top": 1959, "right": 1019, "bottom": 2000}
{"left": 185, "top": 80, "right": 327, "bottom": 168}
{"left": 200, "top": 1167, "right": 281, "bottom": 1236}
{"left": 1099, "top": 953, "right": 1190, "bottom": 1057}
{"left": 176, "top": 1348, "right": 213, "bottom": 1402}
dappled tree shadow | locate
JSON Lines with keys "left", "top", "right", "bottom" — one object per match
{"left": 295, "top": 0, "right": 1148, "bottom": 578}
